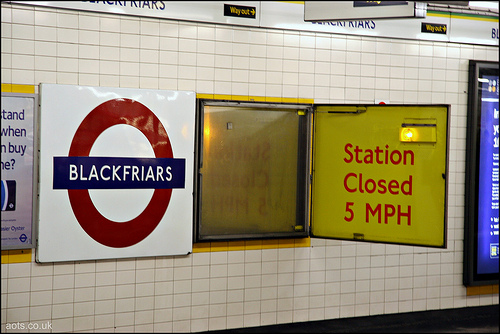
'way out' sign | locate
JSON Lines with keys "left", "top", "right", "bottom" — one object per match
{"left": 37, "top": 84, "right": 195, "bottom": 262}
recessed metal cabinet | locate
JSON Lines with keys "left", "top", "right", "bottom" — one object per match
{"left": 310, "top": 105, "right": 449, "bottom": 248}
{"left": 195, "top": 101, "right": 311, "bottom": 241}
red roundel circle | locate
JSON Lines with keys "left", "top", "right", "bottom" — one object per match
{"left": 68, "top": 98, "right": 173, "bottom": 248}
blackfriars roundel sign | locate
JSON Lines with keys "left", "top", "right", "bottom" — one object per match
{"left": 67, "top": 98, "right": 173, "bottom": 248}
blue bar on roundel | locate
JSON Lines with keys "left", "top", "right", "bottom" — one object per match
{"left": 53, "top": 157, "right": 186, "bottom": 189}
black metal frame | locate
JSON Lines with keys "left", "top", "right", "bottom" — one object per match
{"left": 463, "top": 60, "right": 500, "bottom": 286}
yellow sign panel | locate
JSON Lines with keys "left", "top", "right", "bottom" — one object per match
{"left": 311, "top": 105, "right": 448, "bottom": 247}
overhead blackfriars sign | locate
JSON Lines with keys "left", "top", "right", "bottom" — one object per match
{"left": 37, "top": 85, "right": 195, "bottom": 262}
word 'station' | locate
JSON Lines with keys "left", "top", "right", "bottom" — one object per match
{"left": 1, "top": 108, "right": 28, "bottom": 171}
{"left": 343, "top": 143, "right": 414, "bottom": 226}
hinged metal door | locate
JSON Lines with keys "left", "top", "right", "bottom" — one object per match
{"left": 311, "top": 105, "right": 448, "bottom": 248}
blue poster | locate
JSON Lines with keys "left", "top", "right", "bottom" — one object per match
{"left": 477, "top": 75, "right": 499, "bottom": 275}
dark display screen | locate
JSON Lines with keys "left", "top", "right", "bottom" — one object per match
{"left": 476, "top": 74, "right": 499, "bottom": 275}
{"left": 464, "top": 61, "right": 499, "bottom": 286}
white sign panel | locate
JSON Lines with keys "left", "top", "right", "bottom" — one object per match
{"left": 262, "top": 1, "right": 497, "bottom": 46}
{"left": 11, "top": 1, "right": 261, "bottom": 27}
{"left": 1, "top": 93, "right": 36, "bottom": 249}
{"left": 449, "top": 15, "right": 499, "bottom": 45}
{"left": 37, "top": 84, "right": 195, "bottom": 262}
{"left": 12, "top": 1, "right": 498, "bottom": 46}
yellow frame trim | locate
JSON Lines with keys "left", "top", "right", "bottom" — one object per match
{"left": 466, "top": 285, "right": 499, "bottom": 296}
{"left": 197, "top": 94, "right": 314, "bottom": 104}
{"left": 428, "top": 11, "right": 499, "bottom": 22}
{"left": 1, "top": 83, "right": 35, "bottom": 94}
{"left": 1, "top": 249, "right": 32, "bottom": 264}
{"left": 192, "top": 238, "right": 311, "bottom": 252}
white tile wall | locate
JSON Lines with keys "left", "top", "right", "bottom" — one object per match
{"left": 1, "top": 2, "right": 499, "bottom": 332}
